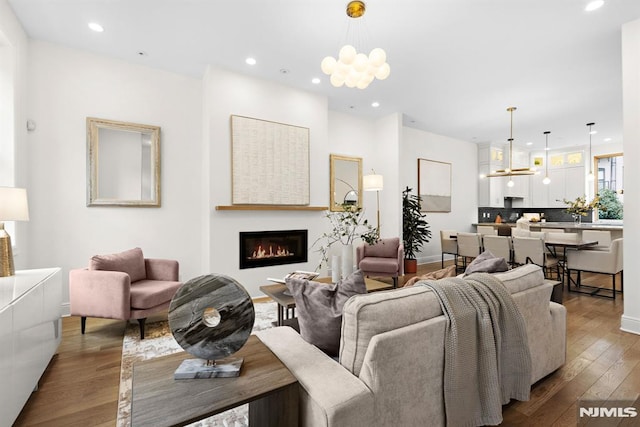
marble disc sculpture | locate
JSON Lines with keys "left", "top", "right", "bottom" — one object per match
{"left": 168, "top": 274, "right": 255, "bottom": 361}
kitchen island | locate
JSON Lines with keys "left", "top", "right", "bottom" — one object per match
{"left": 474, "top": 222, "right": 623, "bottom": 240}
{"left": 528, "top": 221, "right": 623, "bottom": 239}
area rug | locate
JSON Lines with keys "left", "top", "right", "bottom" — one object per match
{"left": 116, "top": 301, "right": 278, "bottom": 427}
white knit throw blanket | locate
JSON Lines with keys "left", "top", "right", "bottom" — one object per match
{"left": 418, "top": 273, "right": 532, "bottom": 427}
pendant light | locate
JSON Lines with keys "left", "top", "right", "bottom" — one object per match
{"left": 485, "top": 106, "right": 536, "bottom": 180}
{"left": 320, "top": 1, "right": 390, "bottom": 89}
{"left": 542, "top": 131, "right": 551, "bottom": 185}
{"left": 586, "top": 122, "right": 595, "bottom": 181}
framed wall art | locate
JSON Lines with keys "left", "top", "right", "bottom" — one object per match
{"left": 418, "top": 158, "right": 452, "bottom": 212}
{"left": 231, "top": 115, "right": 310, "bottom": 205}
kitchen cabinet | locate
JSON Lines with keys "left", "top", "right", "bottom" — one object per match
{"left": 478, "top": 144, "right": 505, "bottom": 207}
{"left": 546, "top": 166, "right": 585, "bottom": 207}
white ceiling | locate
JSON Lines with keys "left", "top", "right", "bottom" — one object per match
{"left": 8, "top": 0, "right": 640, "bottom": 150}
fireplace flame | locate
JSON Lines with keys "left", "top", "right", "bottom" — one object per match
{"left": 249, "top": 244, "right": 294, "bottom": 260}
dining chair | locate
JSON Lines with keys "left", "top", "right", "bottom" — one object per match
{"left": 565, "top": 238, "right": 623, "bottom": 299}
{"left": 456, "top": 232, "right": 482, "bottom": 272}
{"left": 581, "top": 230, "right": 612, "bottom": 250}
{"left": 512, "top": 236, "right": 560, "bottom": 280}
{"left": 440, "top": 230, "right": 458, "bottom": 268}
{"left": 481, "top": 235, "right": 513, "bottom": 265}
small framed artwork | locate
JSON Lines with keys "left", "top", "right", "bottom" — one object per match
{"left": 418, "top": 158, "right": 452, "bottom": 212}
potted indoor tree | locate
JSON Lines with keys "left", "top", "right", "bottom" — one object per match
{"left": 402, "top": 186, "right": 431, "bottom": 274}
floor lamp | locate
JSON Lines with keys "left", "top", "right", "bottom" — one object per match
{"left": 363, "top": 171, "right": 383, "bottom": 235}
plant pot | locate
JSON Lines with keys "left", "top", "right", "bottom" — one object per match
{"left": 404, "top": 258, "right": 418, "bottom": 274}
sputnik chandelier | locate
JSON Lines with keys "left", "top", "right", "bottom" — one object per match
{"left": 320, "top": 1, "right": 390, "bottom": 89}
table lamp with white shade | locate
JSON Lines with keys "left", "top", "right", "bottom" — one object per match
{"left": 363, "top": 171, "right": 383, "bottom": 235}
{"left": 0, "top": 187, "right": 30, "bottom": 277}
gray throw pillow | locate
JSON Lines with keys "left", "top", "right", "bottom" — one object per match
{"left": 286, "top": 270, "right": 367, "bottom": 356}
{"left": 464, "top": 250, "right": 509, "bottom": 275}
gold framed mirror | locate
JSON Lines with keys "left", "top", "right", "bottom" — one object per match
{"left": 330, "top": 154, "right": 362, "bottom": 211}
{"left": 87, "top": 117, "right": 161, "bottom": 207}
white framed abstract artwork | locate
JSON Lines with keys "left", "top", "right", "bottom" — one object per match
{"left": 230, "top": 115, "right": 310, "bottom": 205}
{"left": 418, "top": 158, "right": 452, "bottom": 212}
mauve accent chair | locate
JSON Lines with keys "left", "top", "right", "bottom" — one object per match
{"left": 356, "top": 237, "right": 404, "bottom": 288}
{"left": 69, "top": 247, "right": 181, "bottom": 339}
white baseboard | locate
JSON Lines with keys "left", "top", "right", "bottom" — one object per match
{"left": 61, "top": 302, "right": 70, "bottom": 317}
{"left": 621, "top": 315, "right": 640, "bottom": 336}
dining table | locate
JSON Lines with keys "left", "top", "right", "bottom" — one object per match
{"left": 543, "top": 237, "right": 598, "bottom": 291}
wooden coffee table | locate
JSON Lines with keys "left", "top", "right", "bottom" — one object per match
{"left": 259, "top": 276, "right": 393, "bottom": 326}
{"left": 131, "top": 335, "right": 298, "bottom": 427}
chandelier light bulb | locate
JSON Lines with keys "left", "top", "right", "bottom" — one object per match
{"left": 369, "top": 48, "right": 387, "bottom": 67}
{"left": 353, "top": 53, "right": 368, "bottom": 72}
{"left": 543, "top": 176, "right": 551, "bottom": 185}
{"left": 507, "top": 179, "right": 515, "bottom": 188}
{"left": 375, "top": 63, "right": 391, "bottom": 80}
{"left": 321, "top": 56, "right": 337, "bottom": 75}
{"left": 330, "top": 74, "right": 345, "bottom": 87}
{"left": 339, "top": 45, "right": 357, "bottom": 64}
{"left": 587, "top": 171, "right": 595, "bottom": 181}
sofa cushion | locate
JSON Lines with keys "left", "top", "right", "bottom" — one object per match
{"left": 359, "top": 257, "right": 399, "bottom": 274}
{"left": 286, "top": 270, "right": 367, "bottom": 356}
{"left": 403, "top": 265, "right": 457, "bottom": 287}
{"left": 130, "top": 279, "right": 182, "bottom": 309}
{"left": 464, "top": 250, "right": 509, "bottom": 275}
{"left": 492, "top": 264, "right": 544, "bottom": 294}
{"left": 90, "top": 247, "right": 147, "bottom": 282}
{"left": 363, "top": 237, "right": 400, "bottom": 258}
{"left": 340, "top": 285, "right": 444, "bottom": 376}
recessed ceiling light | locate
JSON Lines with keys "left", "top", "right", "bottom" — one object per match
{"left": 371, "top": 102, "right": 380, "bottom": 108}
{"left": 604, "top": 137, "right": 612, "bottom": 142}
{"left": 526, "top": 142, "right": 533, "bottom": 146}
{"left": 585, "top": 0, "right": 604, "bottom": 11}
{"left": 138, "top": 51, "right": 147, "bottom": 57}
{"left": 311, "top": 78, "right": 321, "bottom": 84}
{"left": 88, "top": 22, "right": 104, "bottom": 32}
{"left": 245, "top": 57, "right": 257, "bottom": 65}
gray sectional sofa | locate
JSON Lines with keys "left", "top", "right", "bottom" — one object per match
{"left": 256, "top": 264, "right": 566, "bottom": 427}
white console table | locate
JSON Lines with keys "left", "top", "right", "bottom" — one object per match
{"left": 0, "top": 268, "right": 62, "bottom": 427}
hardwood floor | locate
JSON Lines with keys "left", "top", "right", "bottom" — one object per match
{"left": 13, "top": 262, "right": 637, "bottom": 427}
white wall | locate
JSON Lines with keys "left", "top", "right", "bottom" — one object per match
{"left": 621, "top": 19, "right": 640, "bottom": 335}
{"left": 401, "top": 125, "right": 479, "bottom": 264}
{"left": 0, "top": 0, "right": 29, "bottom": 267}
{"left": 26, "top": 41, "right": 204, "bottom": 308}
{"left": 327, "top": 111, "right": 402, "bottom": 239}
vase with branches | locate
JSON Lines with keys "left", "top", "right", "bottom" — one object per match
{"left": 402, "top": 186, "right": 431, "bottom": 274}
{"left": 312, "top": 203, "right": 378, "bottom": 273}
{"left": 562, "top": 195, "right": 605, "bottom": 223}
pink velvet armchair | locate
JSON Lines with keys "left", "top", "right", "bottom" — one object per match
{"left": 69, "top": 247, "right": 181, "bottom": 339}
{"left": 356, "top": 237, "right": 404, "bottom": 288}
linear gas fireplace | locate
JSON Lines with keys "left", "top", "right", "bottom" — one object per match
{"left": 239, "top": 229, "right": 308, "bottom": 269}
